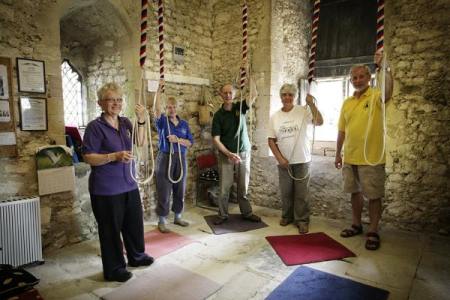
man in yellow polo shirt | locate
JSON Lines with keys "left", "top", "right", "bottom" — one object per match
{"left": 335, "top": 51, "right": 393, "bottom": 250}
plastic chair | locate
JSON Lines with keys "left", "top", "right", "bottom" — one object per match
{"left": 195, "top": 151, "right": 219, "bottom": 209}
{"left": 65, "top": 126, "right": 83, "bottom": 162}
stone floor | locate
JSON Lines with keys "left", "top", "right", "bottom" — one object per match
{"left": 28, "top": 204, "right": 450, "bottom": 300}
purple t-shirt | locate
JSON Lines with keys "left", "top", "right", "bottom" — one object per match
{"left": 82, "top": 114, "right": 138, "bottom": 196}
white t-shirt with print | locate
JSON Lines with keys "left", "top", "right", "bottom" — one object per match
{"left": 268, "top": 105, "right": 313, "bottom": 164}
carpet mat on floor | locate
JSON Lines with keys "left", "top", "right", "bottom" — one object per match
{"left": 266, "top": 266, "right": 389, "bottom": 300}
{"left": 143, "top": 229, "right": 195, "bottom": 258}
{"left": 102, "top": 263, "right": 222, "bottom": 300}
{"left": 204, "top": 214, "right": 268, "bottom": 235}
{"left": 266, "top": 232, "right": 356, "bottom": 265}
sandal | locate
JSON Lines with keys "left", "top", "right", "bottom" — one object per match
{"left": 340, "top": 224, "right": 363, "bottom": 238}
{"left": 365, "top": 232, "right": 380, "bottom": 250}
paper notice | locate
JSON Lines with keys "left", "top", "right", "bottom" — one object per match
{"left": 0, "top": 132, "right": 16, "bottom": 145}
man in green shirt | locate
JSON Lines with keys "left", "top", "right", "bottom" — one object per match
{"left": 211, "top": 83, "right": 261, "bottom": 225}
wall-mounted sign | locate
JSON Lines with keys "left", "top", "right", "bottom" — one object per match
{"left": 0, "top": 65, "right": 9, "bottom": 99}
{"left": 174, "top": 46, "right": 185, "bottom": 64}
{"left": 17, "top": 58, "right": 46, "bottom": 93}
{"left": 0, "top": 132, "right": 16, "bottom": 146}
{"left": 0, "top": 56, "right": 17, "bottom": 157}
{"left": 0, "top": 100, "right": 11, "bottom": 122}
{"left": 19, "top": 96, "right": 48, "bottom": 131}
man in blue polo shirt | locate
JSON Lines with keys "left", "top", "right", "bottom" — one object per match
{"left": 211, "top": 83, "right": 261, "bottom": 225}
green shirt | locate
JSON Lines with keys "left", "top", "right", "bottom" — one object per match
{"left": 212, "top": 101, "right": 251, "bottom": 153}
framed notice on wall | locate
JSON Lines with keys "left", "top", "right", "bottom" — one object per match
{"left": 0, "top": 100, "right": 11, "bottom": 122}
{"left": 17, "top": 58, "right": 46, "bottom": 93}
{"left": 0, "top": 64, "right": 10, "bottom": 99}
{"left": 19, "top": 96, "right": 48, "bottom": 131}
{"left": 0, "top": 57, "right": 17, "bottom": 157}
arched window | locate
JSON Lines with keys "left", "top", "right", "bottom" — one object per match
{"left": 61, "top": 60, "right": 85, "bottom": 127}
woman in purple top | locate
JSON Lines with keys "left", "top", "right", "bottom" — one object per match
{"left": 82, "top": 82, "right": 153, "bottom": 282}
{"left": 154, "top": 87, "right": 194, "bottom": 233}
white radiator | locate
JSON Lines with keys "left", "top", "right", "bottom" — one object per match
{"left": 0, "top": 196, "right": 43, "bottom": 267}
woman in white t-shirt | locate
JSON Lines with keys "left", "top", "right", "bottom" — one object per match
{"left": 268, "top": 83, "right": 323, "bottom": 234}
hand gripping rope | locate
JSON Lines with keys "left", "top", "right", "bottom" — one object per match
{"left": 363, "top": 0, "right": 387, "bottom": 166}
{"left": 156, "top": 0, "right": 184, "bottom": 184}
{"left": 130, "top": 0, "right": 156, "bottom": 185}
{"left": 286, "top": 0, "right": 320, "bottom": 181}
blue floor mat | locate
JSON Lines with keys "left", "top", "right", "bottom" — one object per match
{"left": 266, "top": 266, "right": 389, "bottom": 300}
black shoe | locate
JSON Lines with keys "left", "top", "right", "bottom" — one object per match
{"left": 242, "top": 214, "right": 261, "bottom": 222}
{"left": 213, "top": 217, "right": 228, "bottom": 225}
{"left": 128, "top": 255, "right": 154, "bottom": 267}
{"left": 105, "top": 268, "right": 133, "bottom": 282}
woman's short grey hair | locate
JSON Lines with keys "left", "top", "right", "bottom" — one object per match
{"left": 279, "top": 83, "right": 297, "bottom": 98}
{"left": 166, "top": 96, "right": 177, "bottom": 106}
{"left": 349, "top": 64, "right": 371, "bottom": 77}
{"left": 97, "top": 82, "right": 123, "bottom": 100}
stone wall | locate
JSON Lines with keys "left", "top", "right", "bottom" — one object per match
{"left": 270, "top": 0, "right": 311, "bottom": 106}
{"left": 60, "top": 0, "right": 140, "bottom": 121}
{"left": 0, "top": 0, "right": 215, "bottom": 249}
{"left": 0, "top": 0, "right": 66, "bottom": 188}
{"left": 251, "top": 0, "right": 450, "bottom": 234}
{"left": 382, "top": 0, "right": 450, "bottom": 232}
{"left": 57, "top": 0, "right": 216, "bottom": 228}
{"left": 145, "top": 0, "right": 212, "bottom": 80}
{"left": 40, "top": 164, "right": 97, "bottom": 250}
{"left": 85, "top": 52, "right": 127, "bottom": 120}
{"left": 248, "top": 0, "right": 311, "bottom": 208}
{"left": 0, "top": 0, "right": 143, "bottom": 250}
{"left": 1, "top": 0, "right": 448, "bottom": 255}
{"left": 141, "top": 0, "right": 214, "bottom": 209}
{"left": 0, "top": 0, "right": 90, "bottom": 250}
{"left": 231, "top": 0, "right": 450, "bottom": 235}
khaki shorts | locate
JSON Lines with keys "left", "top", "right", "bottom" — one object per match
{"left": 342, "top": 164, "right": 385, "bottom": 199}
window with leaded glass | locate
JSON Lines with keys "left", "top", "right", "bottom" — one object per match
{"left": 61, "top": 60, "right": 85, "bottom": 127}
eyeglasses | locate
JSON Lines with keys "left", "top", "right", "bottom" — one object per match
{"left": 103, "top": 98, "right": 123, "bottom": 103}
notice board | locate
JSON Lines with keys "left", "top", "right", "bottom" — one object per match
{"left": 0, "top": 57, "right": 18, "bottom": 157}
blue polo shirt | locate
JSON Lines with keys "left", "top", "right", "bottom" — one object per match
{"left": 155, "top": 113, "right": 194, "bottom": 154}
{"left": 82, "top": 114, "right": 138, "bottom": 196}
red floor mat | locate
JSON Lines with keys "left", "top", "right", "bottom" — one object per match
{"left": 266, "top": 232, "right": 356, "bottom": 265}
{"left": 144, "top": 229, "right": 195, "bottom": 258}
{"left": 8, "top": 288, "right": 43, "bottom": 300}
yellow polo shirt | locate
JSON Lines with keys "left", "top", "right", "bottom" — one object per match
{"left": 338, "top": 87, "right": 386, "bottom": 165}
